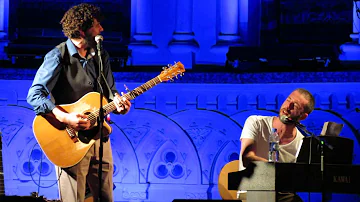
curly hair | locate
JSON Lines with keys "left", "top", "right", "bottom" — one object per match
{"left": 60, "top": 3, "right": 103, "bottom": 39}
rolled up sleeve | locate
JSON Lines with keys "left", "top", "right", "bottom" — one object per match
{"left": 27, "top": 48, "right": 62, "bottom": 115}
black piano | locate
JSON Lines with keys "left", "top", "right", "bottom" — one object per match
{"left": 229, "top": 162, "right": 360, "bottom": 193}
{"left": 228, "top": 136, "right": 360, "bottom": 201}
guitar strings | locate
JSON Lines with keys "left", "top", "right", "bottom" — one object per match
{"left": 88, "top": 76, "right": 162, "bottom": 121}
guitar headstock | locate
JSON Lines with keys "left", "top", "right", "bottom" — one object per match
{"left": 159, "top": 62, "right": 185, "bottom": 82}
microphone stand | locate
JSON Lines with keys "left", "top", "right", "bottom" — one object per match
{"left": 96, "top": 43, "right": 105, "bottom": 202}
{"left": 296, "top": 123, "right": 333, "bottom": 202}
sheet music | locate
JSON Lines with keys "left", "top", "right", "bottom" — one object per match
{"left": 320, "top": 121, "right": 344, "bottom": 136}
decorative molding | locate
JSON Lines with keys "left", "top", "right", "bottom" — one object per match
{"left": 3, "top": 68, "right": 360, "bottom": 83}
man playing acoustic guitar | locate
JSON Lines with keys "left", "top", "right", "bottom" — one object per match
{"left": 27, "top": 3, "right": 131, "bottom": 202}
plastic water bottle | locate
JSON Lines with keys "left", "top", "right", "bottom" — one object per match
{"left": 268, "top": 128, "right": 279, "bottom": 162}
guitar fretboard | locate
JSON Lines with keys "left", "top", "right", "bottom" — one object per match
{"left": 87, "top": 76, "right": 162, "bottom": 123}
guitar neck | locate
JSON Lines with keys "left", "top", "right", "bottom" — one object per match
{"left": 89, "top": 76, "right": 162, "bottom": 121}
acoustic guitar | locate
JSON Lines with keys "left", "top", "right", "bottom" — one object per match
{"left": 218, "top": 160, "right": 246, "bottom": 201}
{"left": 32, "top": 62, "right": 185, "bottom": 168}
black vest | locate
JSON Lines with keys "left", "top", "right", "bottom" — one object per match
{"left": 50, "top": 42, "right": 111, "bottom": 105}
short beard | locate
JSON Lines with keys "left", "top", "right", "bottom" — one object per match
{"left": 280, "top": 115, "right": 301, "bottom": 125}
{"left": 84, "top": 34, "right": 96, "bottom": 49}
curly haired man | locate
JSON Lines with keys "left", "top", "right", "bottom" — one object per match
{"left": 27, "top": 3, "right": 131, "bottom": 202}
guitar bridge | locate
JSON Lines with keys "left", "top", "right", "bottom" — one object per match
{"left": 66, "top": 127, "right": 79, "bottom": 143}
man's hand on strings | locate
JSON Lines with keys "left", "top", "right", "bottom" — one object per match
{"left": 52, "top": 107, "right": 91, "bottom": 131}
{"left": 114, "top": 93, "right": 131, "bottom": 115}
{"left": 64, "top": 112, "right": 91, "bottom": 131}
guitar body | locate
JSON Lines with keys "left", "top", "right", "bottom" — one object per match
{"left": 33, "top": 92, "right": 112, "bottom": 168}
{"left": 218, "top": 160, "right": 245, "bottom": 200}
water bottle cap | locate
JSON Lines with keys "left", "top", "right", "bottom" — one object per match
{"left": 272, "top": 128, "right": 277, "bottom": 133}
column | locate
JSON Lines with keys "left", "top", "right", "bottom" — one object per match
{"left": 350, "top": 1, "right": 360, "bottom": 43}
{"left": 168, "top": 0, "right": 199, "bottom": 53}
{"left": 0, "top": 0, "right": 9, "bottom": 60}
{"left": 339, "top": 1, "right": 360, "bottom": 62}
{"left": 130, "top": 0, "right": 157, "bottom": 52}
{"left": 211, "top": 0, "right": 262, "bottom": 65}
{"left": 211, "top": 0, "right": 242, "bottom": 51}
{"left": 168, "top": 0, "right": 198, "bottom": 69}
{"left": 0, "top": 0, "right": 9, "bottom": 39}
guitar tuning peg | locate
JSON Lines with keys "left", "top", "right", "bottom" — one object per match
{"left": 162, "top": 66, "right": 167, "bottom": 70}
{"left": 167, "top": 76, "right": 174, "bottom": 82}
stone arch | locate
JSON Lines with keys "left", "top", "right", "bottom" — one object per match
{"left": 107, "top": 117, "right": 140, "bottom": 184}
{"left": 0, "top": 106, "right": 58, "bottom": 198}
{"left": 111, "top": 108, "right": 200, "bottom": 185}
{"left": 170, "top": 109, "right": 243, "bottom": 185}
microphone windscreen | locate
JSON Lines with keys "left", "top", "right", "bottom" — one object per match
{"left": 95, "top": 35, "right": 103, "bottom": 43}
{"left": 280, "top": 115, "right": 289, "bottom": 123}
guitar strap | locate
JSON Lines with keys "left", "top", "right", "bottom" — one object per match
{"left": 56, "top": 42, "right": 114, "bottom": 101}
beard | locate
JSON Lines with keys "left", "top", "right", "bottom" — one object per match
{"left": 84, "top": 33, "right": 97, "bottom": 49}
{"left": 279, "top": 109, "right": 302, "bottom": 124}
{"left": 280, "top": 115, "right": 301, "bottom": 124}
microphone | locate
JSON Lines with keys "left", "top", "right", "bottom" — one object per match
{"left": 280, "top": 115, "right": 293, "bottom": 124}
{"left": 280, "top": 115, "right": 306, "bottom": 128}
{"left": 281, "top": 115, "right": 313, "bottom": 138}
{"left": 280, "top": 115, "right": 305, "bottom": 127}
{"left": 95, "top": 35, "right": 103, "bottom": 52}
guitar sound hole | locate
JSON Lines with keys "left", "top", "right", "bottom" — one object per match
{"left": 78, "top": 127, "right": 98, "bottom": 144}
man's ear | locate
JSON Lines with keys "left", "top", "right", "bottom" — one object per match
{"left": 299, "top": 113, "right": 308, "bottom": 121}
